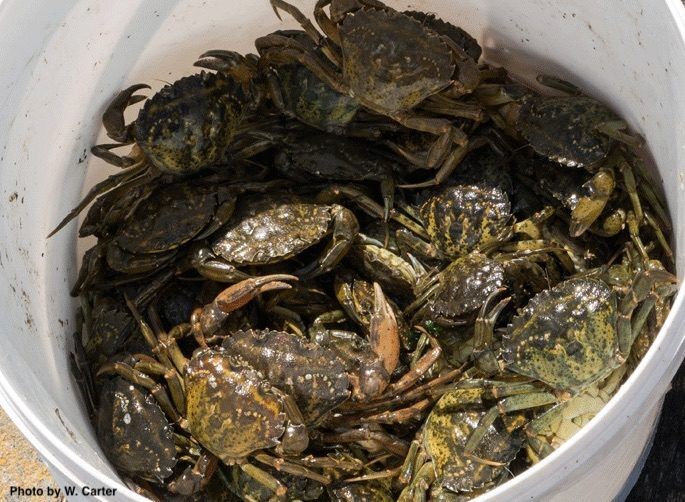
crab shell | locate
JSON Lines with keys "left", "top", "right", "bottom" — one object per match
{"left": 115, "top": 182, "right": 235, "bottom": 255}
{"left": 517, "top": 96, "right": 619, "bottom": 170}
{"left": 212, "top": 196, "right": 355, "bottom": 266}
{"left": 431, "top": 252, "right": 505, "bottom": 319}
{"left": 420, "top": 185, "right": 512, "bottom": 258}
{"left": 222, "top": 330, "right": 351, "bottom": 423}
{"left": 339, "top": 8, "right": 454, "bottom": 114}
{"left": 184, "top": 347, "right": 286, "bottom": 461}
{"left": 503, "top": 277, "right": 623, "bottom": 393}
{"left": 135, "top": 71, "right": 251, "bottom": 174}
{"left": 97, "top": 377, "right": 176, "bottom": 482}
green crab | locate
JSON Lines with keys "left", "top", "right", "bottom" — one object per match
{"left": 260, "top": 0, "right": 473, "bottom": 159}
{"left": 195, "top": 193, "right": 359, "bottom": 281}
{"left": 458, "top": 259, "right": 676, "bottom": 463}
{"left": 49, "top": 71, "right": 268, "bottom": 237}
{"left": 396, "top": 184, "right": 514, "bottom": 261}
{"left": 397, "top": 387, "right": 520, "bottom": 499}
{"left": 478, "top": 76, "right": 644, "bottom": 236}
{"left": 96, "top": 377, "right": 178, "bottom": 484}
{"left": 98, "top": 275, "right": 327, "bottom": 496}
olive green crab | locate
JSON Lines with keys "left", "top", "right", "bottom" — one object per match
{"left": 194, "top": 193, "right": 359, "bottom": 281}
{"left": 49, "top": 71, "right": 269, "bottom": 237}
{"left": 397, "top": 388, "right": 521, "bottom": 499}
{"left": 260, "top": 0, "right": 473, "bottom": 160}
{"left": 98, "top": 275, "right": 327, "bottom": 496}
{"left": 478, "top": 75, "right": 644, "bottom": 236}
{"left": 459, "top": 260, "right": 676, "bottom": 463}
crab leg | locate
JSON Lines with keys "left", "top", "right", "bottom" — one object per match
{"left": 239, "top": 463, "right": 287, "bottom": 499}
{"left": 47, "top": 160, "right": 149, "bottom": 237}
{"left": 295, "top": 206, "right": 359, "bottom": 280}
{"left": 616, "top": 266, "right": 677, "bottom": 355}
{"left": 463, "top": 391, "right": 557, "bottom": 464}
{"left": 316, "top": 428, "right": 409, "bottom": 457}
{"left": 96, "top": 362, "right": 184, "bottom": 426}
{"left": 369, "top": 283, "right": 400, "bottom": 376}
{"left": 194, "top": 275, "right": 298, "bottom": 338}
{"left": 101, "top": 84, "right": 150, "bottom": 142}
{"left": 360, "top": 398, "right": 433, "bottom": 424}
{"left": 570, "top": 167, "right": 615, "bottom": 237}
{"left": 168, "top": 452, "right": 219, "bottom": 496}
{"left": 253, "top": 453, "right": 331, "bottom": 485}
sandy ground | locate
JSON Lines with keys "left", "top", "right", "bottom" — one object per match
{"left": 0, "top": 408, "right": 63, "bottom": 501}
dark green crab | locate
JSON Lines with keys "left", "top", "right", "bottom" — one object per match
{"left": 197, "top": 194, "right": 359, "bottom": 281}
{"left": 49, "top": 71, "right": 265, "bottom": 236}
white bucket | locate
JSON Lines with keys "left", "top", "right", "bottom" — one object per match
{"left": 1, "top": 0, "right": 684, "bottom": 500}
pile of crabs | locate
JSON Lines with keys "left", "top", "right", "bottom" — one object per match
{"left": 54, "top": 1, "right": 678, "bottom": 500}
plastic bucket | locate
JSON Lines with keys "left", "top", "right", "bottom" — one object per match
{"left": 0, "top": 0, "right": 684, "bottom": 500}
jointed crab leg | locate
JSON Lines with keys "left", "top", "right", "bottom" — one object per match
{"left": 615, "top": 266, "right": 677, "bottom": 355}
{"left": 47, "top": 160, "right": 149, "bottom": 237}
{"left": 315, "top": 428, "right": 409, "bottom": 457}
{"left": 193, "top": 274, "right": 298, "bottom": 340}
{"left": 102, "top": 84, "right": 150, "bottom": 142}
{"left": 253, "top": 452, "right": 331, "bottom": 485}
{"left": 96, "top": 361, "right": 184, "bottom": 425}
{"left": 170, "top": 452, "right": 219, "bottom": 496}
{"left": 369, "top": 283, "right": 400, "bottom": 376}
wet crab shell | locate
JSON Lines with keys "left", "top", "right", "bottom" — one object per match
{"left": 403, "top": 11, "right": 482, "bottom": 62}
{"left": 503, "top": 278, "right": 623, "bottom": 393}
{"left": 184, "top": 347, "right": 286, "bottom": 461}
{"left": 339, "top": 8, "right": 455, "bottom": 113}
{"left": 222, "top": 330, "right": 351, "bottom": 423}
{"left": 85, "top": 299, "right": 135, "bottom": 364}
{"left": 274, "top": 134, "right": 392, "bottom": 183}
{"left": 420, "top": 185, "right": 512, "bottom": 258}
{"left": 96, "top": 377, "right": 176, "bottom": 483}
{"left": 517, "top": 96, "right": 619, "bottom": 170}
{"left": 431, "top": 252, "right": 505, "bottom": 318}
{"left": 424, "top": 389, "right": 521, "bottom": 493}
{"left": 114, "top": 183, "right": 235, "bottom": 255}
{"left": 211, "top": 196, "right": 347, "bottom": 265}
{"left": 134, "top": 71, "right": 250, "bottom": 174}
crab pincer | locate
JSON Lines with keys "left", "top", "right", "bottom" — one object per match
{"left": 193, "top": 274, "right": 298, "bottom": 339}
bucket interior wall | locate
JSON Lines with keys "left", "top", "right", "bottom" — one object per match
{"left": 0, "top": 0, "right": 684, "bottom": 500}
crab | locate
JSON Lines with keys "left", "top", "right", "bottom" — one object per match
{"left": 221, "top": 281, "right": 402, "bottom": 420}
{"left": 344, "top": 238, "right": 423, "bottom": 303}
{"left": 397, "top": 388, "right": 521, "bottom": 499}
{"left": 396, "top": 184, "right": 514, "bottom": 261}
{"left": 259, "top": 0, "right": 474, "bottom": 163}
{"left": 49, "top": 71, "right": 271, "bottom": 237}
{"left": 333, "top": 271, "right": 413, "bottom": 348}
{"left": 257, "top": 30, "right": 362, "bottom": 132}
{"left": 274, "top": 134, "right": 399, "bottom": 219}
{"left": 477, "top": 75, "right": 646, "bottom": 236}
{"left": 458, "top": 258, "right": 677, "bottom": 463}
{"left": 525, "top": 365, "right": 626, "bottom": 463}
{"left": 83, "top": 295, "right": 136, "bottom": 366}
{"left": 96, "top": 377, "right": 178, "bottom": 484}
{"left": 98, "top": 275, "right": 330, "bottom": 496}
{"left": 195, "top": 193, "right": 359, "bottom": 281}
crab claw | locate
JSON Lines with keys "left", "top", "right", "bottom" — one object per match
{"left": 194, "top": 275, "right": 298, "bottom": 339}
{"left": 369, "top": 282, "right": 400, "bottom": 376}
{"left": 214, "top": 274, "right": 299, "bottom": 313}
{"left": 103, "top": 83, "right": 151, "bottom": 143}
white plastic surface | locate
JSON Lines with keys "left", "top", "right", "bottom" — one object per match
{"left": 0, "top": 1, "right": 684, "bottom": 501}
